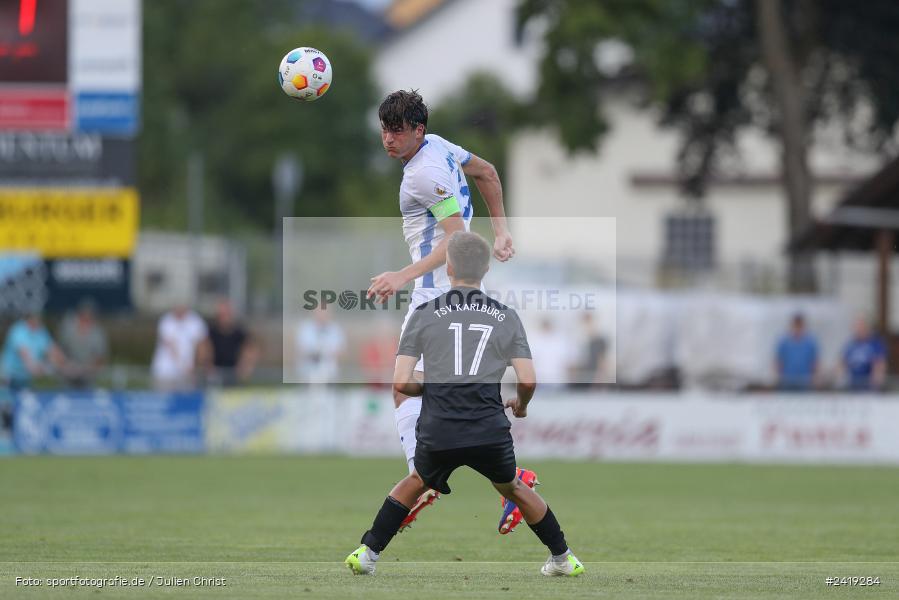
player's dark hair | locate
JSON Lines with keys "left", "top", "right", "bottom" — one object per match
{"left": 379, "top": 90, "right": 428, "bottom": 132}
{"left": 447, "top": 231, "right": 490, "bottom": 283}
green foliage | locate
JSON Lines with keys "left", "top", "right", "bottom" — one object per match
{"left": 428, "top": 72, "right": 523, "bottom": 183}
{"left": 140, "top": 0, "right": 393, "bottom": 230}
{"left": 517, "top": 0, "right": 899, "bottom": 196}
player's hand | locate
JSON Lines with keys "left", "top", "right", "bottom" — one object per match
{"left": 493, "top": 232, "right": 515, "bottom": 262}
{"left": 367, "top": 271, "right": 405, "bottom": 303}
{"left": 504, "top": 397, "right": 528, "bottom": 418}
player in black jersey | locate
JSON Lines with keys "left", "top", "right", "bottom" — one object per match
{"left": 346, "top": 231, "right": 584, "bottom": 577}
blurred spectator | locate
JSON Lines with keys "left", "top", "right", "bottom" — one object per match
{"left": 841, "top": 317, "right": 887, "bottom": 391}
{"left": 203, "top": 299, "right": 258, "bottom": 386}
{"left": 774, "top": 313, "right": 819, "bottom": 391}
{"left": 58, "top": 299, "right": 108, "bottom": 388}
{"left": 1, "top": 312, "right": 67, "bottom": 391}
{"left": 360, "top": 319, "right": 399, "bottom": 389}
{"left": 151, "top": 305, "right": 208, "bottom": 390}
{"left": 296, "top": 306, "right": 345, "bottom": 384}
{"left": 528, "top": 317, "right": 574, "bottom": 388}
{"left": 571, "top": 311, "right": 608, "bottom": 388}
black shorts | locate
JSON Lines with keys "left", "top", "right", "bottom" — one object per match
{"left": 414, "top": 438, "right": 517, "bottom": 494}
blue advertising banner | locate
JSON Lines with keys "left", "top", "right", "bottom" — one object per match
{"left": 75, "top": 92, "right": 140, "bottom": 136}
{"left": 13, "top": 390, "right": 204, "bottom": 455}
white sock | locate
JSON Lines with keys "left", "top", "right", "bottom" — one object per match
{"left": 366, "top": 548, "right": 380, "bottom": 561}
{"left": 394, "top": 397, "right": 421, "bottom": 474}
{"left": 552, "top": 549, "right": 572, "bottom": 561}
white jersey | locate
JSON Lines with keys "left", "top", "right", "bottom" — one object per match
{"left": 399, "top": 133, "right": 474, "bottom": 289}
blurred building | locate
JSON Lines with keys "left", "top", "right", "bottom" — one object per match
{"left": 373, "top": 0, "right": 893, "bottom": 329}
{"left": 132, "top": 232, "right": 247, "bottom": 316}
{"left": 508, "top": 102, "right": 876, "bottom": 290}
{"left": 374, "top": 0, "right": 542, "bottom": 103}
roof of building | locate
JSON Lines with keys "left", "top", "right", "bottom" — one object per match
{"left": 789, "top": 155, "right": 899, "bottom": 253}
{"left": 384, "top": 0, "right": 449, "bottom": 30}
{"left": 294, "top": 0, "right": 393, "bottom": 43}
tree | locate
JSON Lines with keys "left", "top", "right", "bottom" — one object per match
{"left": 517, "top": 0, "right": 899, "bottom": 291}
{"left": 428, "top": 72, "right": 523, "bottom": 189}
{"left": 140, "top": 0, "right": 392, "bottom": 231}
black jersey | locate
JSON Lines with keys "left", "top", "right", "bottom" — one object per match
{"left": 397, "top": 287, "right": 532, "bottom": 450}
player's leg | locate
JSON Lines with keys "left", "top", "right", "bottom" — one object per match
{"left": 394, "top": 290, "right": 429, "bottom": 472}
{"left": 345, "top": 471, "right": 428, "bottom": 575}
{"left": 497, "top": 467, "right": 540, "bottom": 534}
{"left": 492, "top": 479, "right": 584, "bottom": 577}
{"left": 393, "top": 376, "right": 422, "bottom": 473}
{"left": 346, "top": 447, "right": 457, "bottom": 575}
{"left": 394, "top": 289, "right": 445, "bottom": 528}
{"left": 468, "top": 441, "right": 584, "bottom": 577}
{"left": 393, "top": 364, "right": 441, "bottom": 530}
{"left": 394, "top": 300, "right": 426, "bottom": 475}
{"left": 493, "top": 478, "right": 546, "bottom": 524}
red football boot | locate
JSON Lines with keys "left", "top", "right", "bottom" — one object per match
{"left": 398, "top": 489, "right": 439, "bottom": 532}
{"left": 498, "top": 468, "right": 540, "bottom": 534}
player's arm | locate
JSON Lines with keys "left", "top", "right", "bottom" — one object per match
{"left": 462, "top": 154, "right": 514, "bottom": 262}
{"left": 505, "top": 357, "right": 537, "bottom": 418}
{"left": 368, "top": 213, "right": 465, "bottom": 302}
{"left": 393, "top": 354, "right": 423, "bottom": 397}
{"left": 397, "top": 213, "right": 464, "bottom": 284}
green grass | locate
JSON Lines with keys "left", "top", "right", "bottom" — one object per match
{"left": 1, "top": 457, "right": 897, "bottom": 598}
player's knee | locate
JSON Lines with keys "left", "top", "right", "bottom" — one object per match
{"left": 407, "top": 471, "right": 428, "bottom": 494}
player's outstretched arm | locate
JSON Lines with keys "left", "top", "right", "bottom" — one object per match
{"left": 505, "top": 357, "right": 537, "bottom": 418}
{"left": 463, "top": 155, "right": 514, "bottom": 262}
{"left": 368, "top": 214, "right": 465, "bottom": 302}
{"left": 393, "top": 354, "right": 423, "bottom": 397}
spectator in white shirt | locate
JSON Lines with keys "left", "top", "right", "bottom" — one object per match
{"left": 151, "top": 305, "right": 208, "bottom": 390}
{"left": 527, "top": 317, "right": 574, "bottom": 388}
{"left": 295, "top": 306, "right": 345, "bottom": 385}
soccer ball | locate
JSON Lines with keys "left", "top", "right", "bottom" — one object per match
{"left": 278, "top": 47, "right": 332, "bottom": 102}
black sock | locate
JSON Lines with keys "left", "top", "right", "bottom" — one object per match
{"left": 528, "top": 507, "right": 568, "bottom": 556}
{"left": 360, "top": 496, "right": 410, "bottom": 553}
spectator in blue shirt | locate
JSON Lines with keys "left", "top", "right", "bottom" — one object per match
{"left": 842, "top": 317, "right": 887, "bottom": 391}
{"left": 1, "top": 313, "right": 67, "bottom": 390}
{"left": 775, "top": 313, "right": 819, "bottom": 391}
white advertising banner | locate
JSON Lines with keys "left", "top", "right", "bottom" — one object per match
{"left": 204, "top": 389, "right": 899, "bottom": 464}
{"left": 70, "top": 0, "right": 141, "bottom": 135}
{"left": 69, "top": 0, "right": 141, "bottom": 91}
{"left": 509, "top": 394, "right": 899, "bottom": 463}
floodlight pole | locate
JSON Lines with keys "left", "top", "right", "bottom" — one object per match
{"left": 877, "top": 230, "right": 892, "bottom": 334}
{"left": 272, "top": 153, "right": 303, "bottom": 312}
{"left": 188, "top": 152, "right": 204, "bottom": 306}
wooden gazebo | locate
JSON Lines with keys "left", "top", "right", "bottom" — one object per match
{"left": 789, "top": 156, "right": 899, "bottom": 334}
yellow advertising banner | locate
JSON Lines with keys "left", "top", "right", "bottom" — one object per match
{"left": 0, "top": 188, "right": 139, "bottom": 257}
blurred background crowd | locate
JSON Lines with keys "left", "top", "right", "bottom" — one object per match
{"left": 4, "top": 0, "right": 899, "bottom": 401}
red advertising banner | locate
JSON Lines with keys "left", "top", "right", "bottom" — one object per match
{"left": 0, "top": 88, "right": 68, "bottom": 130}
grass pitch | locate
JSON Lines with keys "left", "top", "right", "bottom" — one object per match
{"left": 1, "top": 456, "right": 897, "bottom": 598}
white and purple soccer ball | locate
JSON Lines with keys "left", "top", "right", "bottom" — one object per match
{"left": 278, "top": 47, "right": 332, "bottom": 102}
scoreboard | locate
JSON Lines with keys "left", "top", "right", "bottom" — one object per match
{"left": 0, "top": 0, "right": 141, "bottom": 313}
{"left": 0, "top": 0, "right": 68, "bottom": 84}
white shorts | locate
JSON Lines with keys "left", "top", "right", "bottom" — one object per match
{"left": 399, "top": 286, "right": 448, "bottom": 372}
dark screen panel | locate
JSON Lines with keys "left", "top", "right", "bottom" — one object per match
{"left": 0, "top": 0, "right": 68, "bottom": 84}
